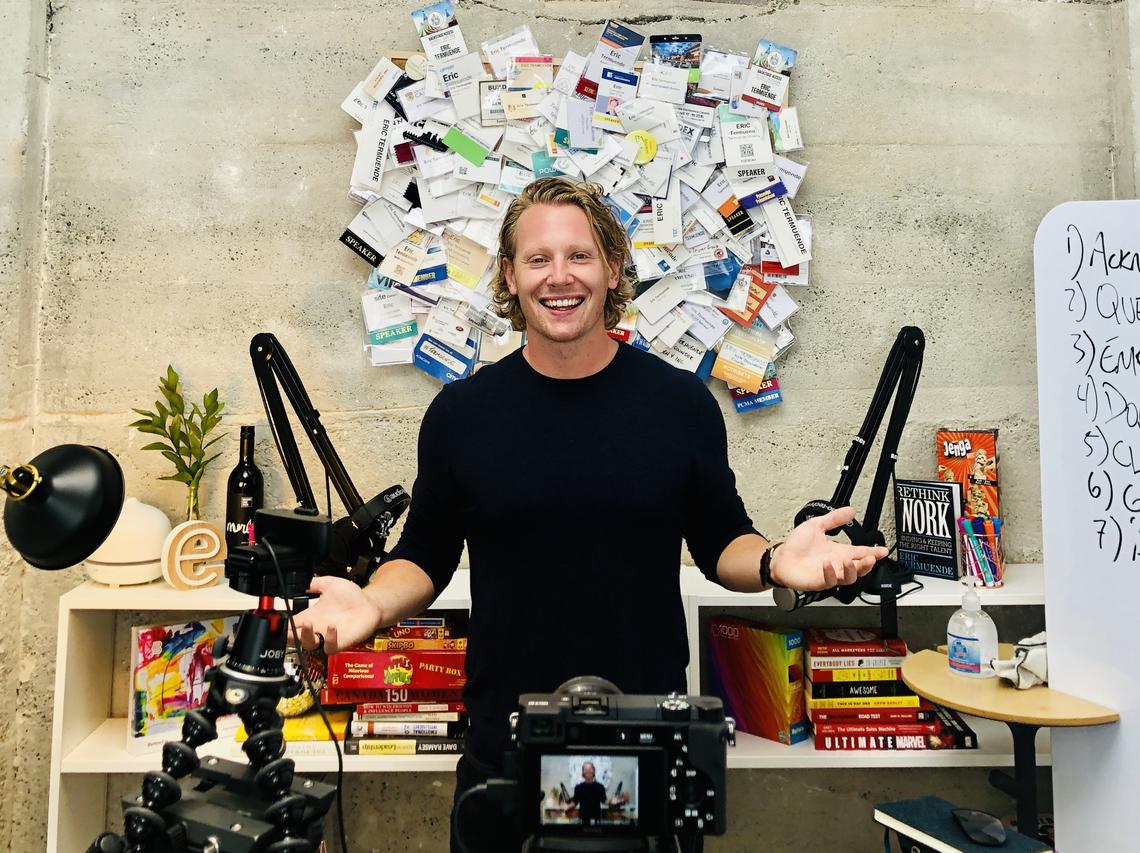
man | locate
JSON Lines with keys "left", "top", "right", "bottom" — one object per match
{"left": 570, "top": 762, "right": 606, "bottom": 825}
{"left": 297, "top": 177, "right": 886, "bottom": 851}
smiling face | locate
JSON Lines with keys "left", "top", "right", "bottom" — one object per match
{"left": 502, "top": 203, "right": 620, "bottom": 352}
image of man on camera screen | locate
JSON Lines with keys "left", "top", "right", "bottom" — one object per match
{"left": 541, "top": 757, "right": 636, "bottom": 827}
{"left": 296, "top": 177, "right": 887, "bottom": 852}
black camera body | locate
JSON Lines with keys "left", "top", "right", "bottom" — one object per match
{"left": 225, "top": 507, "right": 332, "bottom": 599}
{"left": 509, "top": 681, "right": 733, "bottom": 850}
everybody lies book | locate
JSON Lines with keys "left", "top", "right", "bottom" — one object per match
{"left": 893, "top": 479, "right": 963, "bottom": 580}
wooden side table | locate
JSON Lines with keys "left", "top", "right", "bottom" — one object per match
{"left": 902, "top": 649, "right": 1118, "bottom": 840}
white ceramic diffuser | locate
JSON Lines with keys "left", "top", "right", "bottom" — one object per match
{"left": 83, "top": 497, "right": 172, "bottom": 585}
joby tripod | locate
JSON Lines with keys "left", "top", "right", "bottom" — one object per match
{"left": 90, "top": 588, "right": 335, "bottom": 853}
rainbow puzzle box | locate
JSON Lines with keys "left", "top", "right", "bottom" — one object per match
{"left": 707, "top": 617, "right": 807, "bottom": 745}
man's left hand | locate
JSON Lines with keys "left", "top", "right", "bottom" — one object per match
{"left": 769, "top": 505, "right": 888, "bottom": 591}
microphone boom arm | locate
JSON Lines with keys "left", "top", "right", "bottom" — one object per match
{"left": 249, "top": 332, "right": 409, "bottom": 581}
{"left": 777, "top": 327, "right": 926, "bottom": 638}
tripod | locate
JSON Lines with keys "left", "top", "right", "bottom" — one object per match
{"left": 92, "top": 594, "right": 335, "bottom": 853}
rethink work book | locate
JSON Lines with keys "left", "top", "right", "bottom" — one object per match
{"left": 893, "top": 479, "right": 963, "bottom": 580}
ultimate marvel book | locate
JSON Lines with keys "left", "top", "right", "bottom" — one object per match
{"left": 814, "top": 707, "right": 977, "bottom": 750}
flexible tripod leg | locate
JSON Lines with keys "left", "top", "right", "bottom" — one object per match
{"left": 121, "top": 679, "right": 229, "bottom": 851}
{"left": 237, "top": 697, "right": 314, "bottom": 852}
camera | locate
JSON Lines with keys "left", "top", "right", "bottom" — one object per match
{"left": 225, "top": 507, "right": 333, "bottom": 600}
{"left": 507, "top": 677, "right": 734, "bottom": 852}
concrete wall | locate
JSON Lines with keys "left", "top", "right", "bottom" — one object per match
{"left": 1127, "top": 0, "right": 1140, "bottom": 193}
{"left": 1, "top": 0, "right": 1135, "bottom": 849}
{"left": 1, "top": 0, "right": 48, "bottom": 849}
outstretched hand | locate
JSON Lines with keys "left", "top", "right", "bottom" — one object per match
{"left": 769, "top": 506, "right": 888, "bottom": 592}
{"left": 293, "top": 575, "right": 382, "bottom": 655}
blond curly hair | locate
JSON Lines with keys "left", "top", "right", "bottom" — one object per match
{"left": 490, "top": 177, "right": 636, "bottom": 331}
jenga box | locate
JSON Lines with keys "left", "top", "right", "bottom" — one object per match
{"left": 707, "top": 617, "right": 807, "bottom": 745}
{"left": 936, "top": 429, "right": 1000, "bottom": 519}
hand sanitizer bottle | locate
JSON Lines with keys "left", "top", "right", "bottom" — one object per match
{"left": 947, "top": 576, "right": 998, "bottom": 678}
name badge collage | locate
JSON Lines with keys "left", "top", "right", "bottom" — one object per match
{"left": 342, "top": 3, "right": 810, "bottom": 412}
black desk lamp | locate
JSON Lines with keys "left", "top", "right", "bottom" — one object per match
{"left": 2, "top": 444, "right": 125, "bottom": 569}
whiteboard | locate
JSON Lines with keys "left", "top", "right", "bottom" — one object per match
{"left": 1034, "top": 201, "right": 1137, "bottom": 852}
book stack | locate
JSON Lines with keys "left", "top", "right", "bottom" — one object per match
{"left": 324, "top": 613, "right": 468, "bottom": 756}
{"left": 805, "top": 628, "right": 978, "bottom": 752}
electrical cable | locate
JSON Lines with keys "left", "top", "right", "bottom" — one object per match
{"left": 264, "top": 538, "right": 350, "bottom": 853}
{"left": 451, "top": 782, "right": 489, "bottom": 853}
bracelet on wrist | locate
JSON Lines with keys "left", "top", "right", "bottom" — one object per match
{"left": 760, "top": 541, "right": 786, "bottom": 590}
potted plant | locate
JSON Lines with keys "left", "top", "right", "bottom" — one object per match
{"left": 130, "top": 365, "right": 225, "bottom": 521}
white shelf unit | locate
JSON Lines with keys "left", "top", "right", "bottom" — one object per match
{"left": 47, "top": 564, "right": 1046, "bottom": 851}
{"left": 47, "top": 573, "right": 471, "bottom": 853}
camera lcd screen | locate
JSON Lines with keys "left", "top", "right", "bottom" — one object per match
{"left": 538, "top": 754, "right": 639, "bottom": 828}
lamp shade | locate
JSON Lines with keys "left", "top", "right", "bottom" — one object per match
{"left": 3, "top": 444, "right": 125, "bottom": 570}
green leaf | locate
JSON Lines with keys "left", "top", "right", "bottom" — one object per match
{"left": 155, "top": 400, "right": 169, "bottom": 422}
{"left": 129, "top": 418, "right": 154, "bottom": 429}
{"left": 140, "top": 442, "right": 174, "bottom": 452}
{"left": 188, "top": 431, "right": 203, "bottom": 458}
{"left": 135, "top": 424, "right": 167, "bottom": 436}
{"left": 165, "top": 364, "right": 179, "bottom": 389}
{"left": 157, "top": 473, "right": 194, "bottom": 485}
{"left": 160, "top": 385, "right": 181, "bottom": 413}
{"left": 161, "top": 450, "right": 191, "bottom": 474}
{"left": 169, "top": 414, "right": 182, "bottom": 444}
{"left": 203, "top": 434, "right": 226, "bottom": 450}
{"left": 188, "top": 419, "right": 202, "bottom": 440}
{"left": 131, "top": 408, "right": 155, "bottom": 419}
{"left": 201, "top": 451, "right": 222, "bottom": 469}
{"left": 205, "top": 388, "right": 219, "bottom": 414}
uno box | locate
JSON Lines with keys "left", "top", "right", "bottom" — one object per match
{"left": 707, "top": 617, "right": 807, "bottom": 745}
{"left": 327, "top": 648, "right": 467, "bottom": 690}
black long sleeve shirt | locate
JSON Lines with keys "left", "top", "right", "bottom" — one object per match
{"left": 385, "top": 344, "right": 756, "bottom": 764}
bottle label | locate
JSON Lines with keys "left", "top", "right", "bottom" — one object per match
{"left": 240, "top": 496, "right": 254, "bottom": 508}
{"left": 947, "top": 632, "right": 981, "bottom": 674}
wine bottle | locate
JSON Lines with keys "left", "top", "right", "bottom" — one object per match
{"left": 225, "top": 425, "right": 263, "bottom": 549}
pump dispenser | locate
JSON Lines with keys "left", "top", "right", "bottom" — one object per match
{"left": 947, "top": 576, "right": 998, "bottom": 678}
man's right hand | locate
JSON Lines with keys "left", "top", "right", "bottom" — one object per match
{"left": 294, "top": 575, "right": 383, "bottom": 655}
